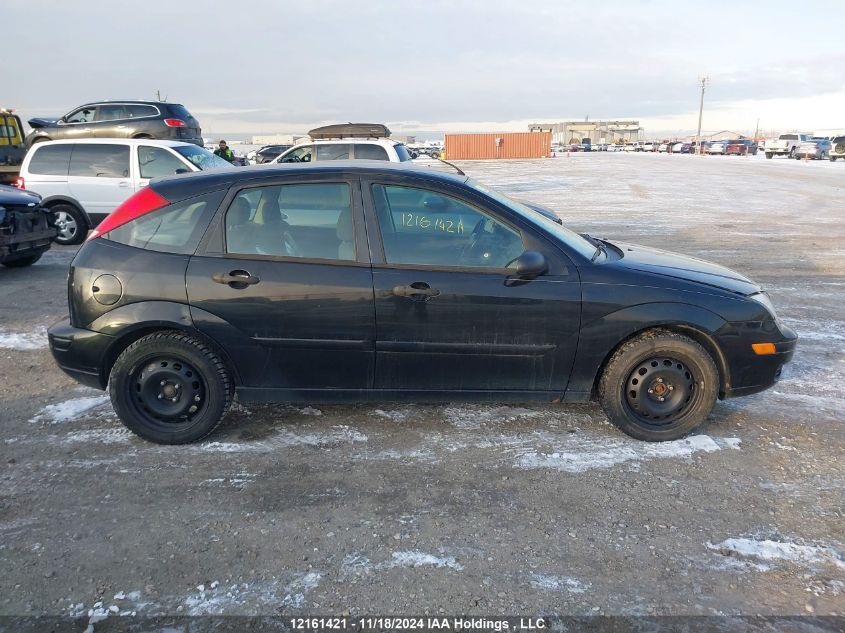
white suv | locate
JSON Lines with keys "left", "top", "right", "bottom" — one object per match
{"left": 269, "top": 137, "right": 415, "bottom": 164}
{"left": 18, "top": 139, "right": 232, "bottom": 244}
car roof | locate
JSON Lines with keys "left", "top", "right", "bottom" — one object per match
{"left": 28, "top": 139, "right": 198, "bottom": 148}
{"left": 75, "top": 100, "right": 180, "bottom": 107}
{"left": 151, "top": 160, "right": 470, "bottom": 197}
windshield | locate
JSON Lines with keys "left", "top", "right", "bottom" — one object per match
{"left": 394, "top": 144, "right": 413, "bottom": 161}
{"left": 468, "top": 179, "right": 598, "bottom": 260}
{"left": 174, "top": 145, "right": 234, "bottom": 171}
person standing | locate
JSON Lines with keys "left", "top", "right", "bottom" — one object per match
{"left": 214, "top": 140, "right": 235, "bottom": 163}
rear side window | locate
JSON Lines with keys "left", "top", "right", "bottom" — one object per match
{"left": 316, "top": 144, "right": 351, "bottom": 160}
{"left": 166, "top": 104, "right": 193, "bottom": 120}
{"left": 105, "top": 190, "right": 223, "bottom": 254}
{"left": 127, "top": 104, "right": 159, "bottom": 118}
{"left": 96, "top": 104, "right": 129, "bottom": 121}
{"left": 393, "top": 144, "right": 413, "bottom": 161}
{"left": 27, "top": 144, "right": 72, "bottom": 175}
{"left": 354, "top": 144, "right": 389, "bottom": 160}
{"left": 69, "top": 144, "right": 130, "bottom": 178}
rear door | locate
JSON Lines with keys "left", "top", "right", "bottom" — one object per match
{"left": 67, "top": 143, "right": 133, "bottom": 224}
{"left": 186, "top": 175, "right": 376, "bottom": 392}
{"left": 363, "top": 177, "right": 581, "bottom": 395}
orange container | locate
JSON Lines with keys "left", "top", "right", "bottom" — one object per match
{"left": 444, "top": 132, "right": 551, "bottom": 160}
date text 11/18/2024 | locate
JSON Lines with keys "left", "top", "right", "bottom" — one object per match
{"left": 289, "top": 617, "right": 549, "bottom": 631}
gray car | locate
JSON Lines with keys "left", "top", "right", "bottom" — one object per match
{"left": 25, "top": 100, "right": 203, "bottom": 148}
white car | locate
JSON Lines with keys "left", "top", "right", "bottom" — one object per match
{"left": 706, "top": 141, "right": 728, "bottom": 155}
{"left": 672, "top": 142, "right": 685, "bottom": 152}
{"left": 606, "top": 144, "right": 623, "bottom": 152}
{"left": 17, "top": 139, "right": 233, "bottom": 244}
{"left": 269, "top": 138, "right": 415, "bottom": 164}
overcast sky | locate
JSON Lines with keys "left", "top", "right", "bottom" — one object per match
{"left": 7, "top": 0, "right": 844, "bottom": 136}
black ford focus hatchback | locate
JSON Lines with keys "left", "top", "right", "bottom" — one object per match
{"left": 48, "top": 162, "right": 796, "bottom": 444}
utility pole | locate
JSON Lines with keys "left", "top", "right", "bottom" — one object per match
{"left": 753, "top": 117, "right": 760, "bottom": 141}
{"left": 695, "top": 76, "right": 709, "bottom": 155}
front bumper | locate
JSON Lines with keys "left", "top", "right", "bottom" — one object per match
{"left": 47, "top": 318, "right": 114, "bottom": 390}
{"left": 722, "top": 324, "right": 798, "bottom": 399}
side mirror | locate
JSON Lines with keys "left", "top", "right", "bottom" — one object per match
{"left": 174, "top": 168, "right": 189, "bottom": 174}
{"left": 512, "top": 251, "right": 548, "bottom": 279}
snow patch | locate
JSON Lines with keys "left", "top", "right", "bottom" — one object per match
{"left": 30, "top": 396, "right": 110, "bottom": 424}
{"left": 529, "top": 573, "right": 590, "bottom": 593}
{"left": 708, "top": 538, "right": 845, "bottom": 570}
{"left": 63, "top": 428, "right": 132, "bottom": 445}
{"left": 281, "top": 572, "right": 322, "bottom": 608}
{"left": 200, "top": 425, "right": 367, "bottom": 453}
{"left": 443, "top": 405, "right": 544, "bottom": 429}
{"left": 0, "top": 329, "right": 46, "bottom": 350}
{"left": 387, "top": 551, "right": 463, "bottom": 571}
{"left": 298, "top": 407, "right": 322, "bottom": 416}
{"left": 515, "top": 434, "right": 733, "bottom": 473}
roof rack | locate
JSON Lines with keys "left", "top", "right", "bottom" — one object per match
{"left": 308, "top": 123, "right": 391, "bottom": 140}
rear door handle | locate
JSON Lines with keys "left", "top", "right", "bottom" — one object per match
{"left": 212, "top": 270, "right": 260, "bottom": 288}
{"left": 392, "top": 282, "right": 440, "bottom": 300}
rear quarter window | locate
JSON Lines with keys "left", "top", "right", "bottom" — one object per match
{"left": 69, "top": 144, "right": 130, "bottom": 178}
{"left": 27, "top": 144, "right": 73, "bottom": 175}
{"left": 104, "top": 190, "right": 224, "bottom": 254}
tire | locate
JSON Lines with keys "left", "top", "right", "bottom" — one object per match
{"left": 831, "top": 157, "right": 838, "bottom": 162}
{"left": 765, "top": 153, "right": 773, "bottom": 159}
{"left": 109, "top": 331, "right": 233, "bottom": 444}
{"left": 789, "top": 147, "right": 796, "bottom": 158}
{"left": 598, "top": 329, "right": 718, "bottom": 442}
{"left": 1, "top": 253, "right": 42, "bottom": 268}
{"left": 50, "top": 203, "right": 87, "bottom": 245}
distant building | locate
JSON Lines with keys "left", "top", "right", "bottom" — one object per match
{"left": 250, "top": 134, "right": 305, "bottom": 145}
{"left": 528, "top": 120, "right": 641, "bottom": 145}
{"left": 391, "top": 135, "right": 416, "bottom": 144}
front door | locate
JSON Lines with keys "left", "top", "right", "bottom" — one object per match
{"left": 186, "top": 178, "right": 375, "bottom": 393}
{"left": 364, "top": 180, "right": 581, "bottom": 395}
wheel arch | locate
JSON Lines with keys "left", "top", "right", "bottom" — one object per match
{"left": 567, "top": 301, "right": 731, "bottom": 400}
{"left": 590, "top": 323, "right": 730, "bottom": 400}
{"left": 41, "top": 196, "right": 91, "bottom": 226}
{"left": 100, "top": 323, "right": 242, "bottom": 390}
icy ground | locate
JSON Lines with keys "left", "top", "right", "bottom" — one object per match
{"left": 0, "top": 152, "right": 843, "bottom": 618}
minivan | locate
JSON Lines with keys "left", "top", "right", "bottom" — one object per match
{"left": 17, "top": 139, "right": 234, "bottom": 244}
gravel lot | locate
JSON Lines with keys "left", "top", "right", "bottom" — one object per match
{"left": 1, "top": 153, "right": 843, "bottom": 624}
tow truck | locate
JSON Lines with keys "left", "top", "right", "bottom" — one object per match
{"left": 0, "top": 108, "right": 26, "bottom": 186}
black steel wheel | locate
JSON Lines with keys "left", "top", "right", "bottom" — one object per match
{"left": 598, "top": 330, "right": 718, "bottom": 441}
{"left": 109, "top": 331, "right": 233, "bottom": 444}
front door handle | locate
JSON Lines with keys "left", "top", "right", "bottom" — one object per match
{"left": 392, "top": 282, "right": 440, "bottom": 301}
{"left": 212, "top": 270, "right": 260, "bottom": 288}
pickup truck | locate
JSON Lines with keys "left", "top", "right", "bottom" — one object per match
{"left": 0, "top": 109, "right": 26, "bottom": 186}
{"left": 765, "top": 133, "right": 812, "bottom": 159}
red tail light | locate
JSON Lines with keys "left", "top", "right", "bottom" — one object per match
{"left": 163, "top": 118, "right": 187, "bottom": 128}
{"left": 87, "top": 187, "right": 170, "bottom": 241}
{"left": 13, "top": 176, "right": 24, "bottom": 189}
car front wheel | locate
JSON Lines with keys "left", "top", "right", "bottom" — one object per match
{"left": 598, "top": 330, "right": 718, "bottom": 442}
{"left": 109, "top": 331, "right": 233, "bottom": 444}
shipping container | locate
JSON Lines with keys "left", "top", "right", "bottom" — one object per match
{"left": 444, "top": 132, "right": 551, "bottom": 160}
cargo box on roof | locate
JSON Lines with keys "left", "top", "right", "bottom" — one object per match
{"left": 308, "top": 123, "right": 391, "bottom": 140}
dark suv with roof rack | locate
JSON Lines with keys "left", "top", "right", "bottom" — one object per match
{"left": 25, "top": 100, "right": 203, "bottom": 148}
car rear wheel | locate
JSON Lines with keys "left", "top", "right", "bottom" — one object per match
{"left": 765, "top": 153, "right": 773, "bottom": 159}
{"left": 1, "top": 254, "right": 42, "bottom": 267}
{"left": 51, "top": 204, "right": 87, "bottom": 245}
{"left": 109, "top": 331, "right": 233, "bottom": 444}
{"left": 598, "top": 330, "right": 718, "bottom": 442}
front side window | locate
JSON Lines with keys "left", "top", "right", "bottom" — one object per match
{"left": 139, "top": 145, "right": 191, "bottom": 179}
{"left": 105, "top": 192, "right": 221, "bottom": 254}
{"left": 315, "top": 144, "right": 351, "bottom": 161}
{"left": 69, "top": 144, "right": 130, "bottom": 178}
{"left": 279, "top": 145, "right": 313, "bottom": 163}
{"left": 28, "top": 144, "right": 72, "bottom": 175}
{"left": 65, "top": 107, "right": 95, "bottom": 124}
{"left": 354, "top": 144, "right": 389, "bottom": 161}
{"left": 393, "top": 144, "right": 413, "bottom": 161}
{"left": 225, "top": 182, "right": 354, "bottom": 261}
{"left": 371, "top": 184, "right": 524, "bottom": 269}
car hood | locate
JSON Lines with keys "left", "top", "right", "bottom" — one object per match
{"left": 607, "top": 240, "right": 760, "bottom": 295}
{"left": 0, "top": 184, "right": 41, "bottom": 206}
{"left": 27, "top": 117, "right": 59, "bottom": 129}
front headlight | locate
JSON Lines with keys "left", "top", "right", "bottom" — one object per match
{"left": 749, "top": 291, "right": 782, "bottom": 327}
